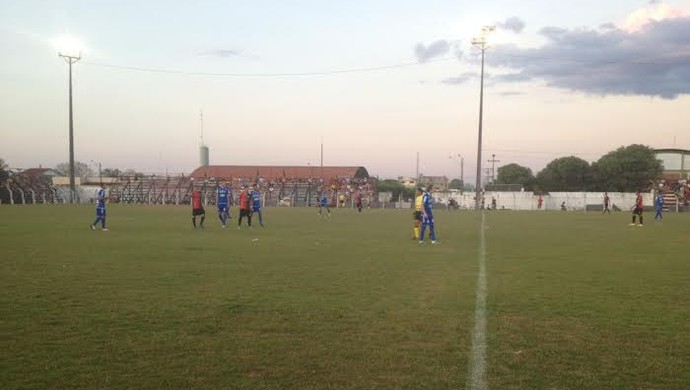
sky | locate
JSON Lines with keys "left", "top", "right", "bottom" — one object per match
{"left": 1, "top": 0, "right": 689, "bottom": 183}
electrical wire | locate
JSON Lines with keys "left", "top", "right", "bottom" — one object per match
{"left": 80, "top": 56, "right": 459, "bottom": 77}
{"left": 78, "top": 50, "right": 674, "bottom": 79}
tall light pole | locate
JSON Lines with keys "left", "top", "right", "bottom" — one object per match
{"left": 90, "top": 160, "right": 102, "bottom": 184}
{"left": 471, "top": 26, "right": 495, "bottom": 210}
{"left": 58, "top": 38, "right": 82, "bottom": 203}
{"left": 449, "top": 153, "right": 464, "bottom": 192}
{"left": 320, "top": 137, "right": 324, "bottom": 183}
{"left": 488, "top": 153, "right": 500, "bottom": 185}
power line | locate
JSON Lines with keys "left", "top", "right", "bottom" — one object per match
{"left": 487, "top": 52, "right": 671, "bottom": 66}
{"left": 483, "top": 147, "right": 603, "bottom": 157}
{"left": 81, "top": 56, "right": 458, "bottom": 77}
{"left": 78, "top": 50, "right": 670, "bottom": 78}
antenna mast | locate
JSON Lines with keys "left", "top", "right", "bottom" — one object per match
{"left": 200, "top": 109, "right": 204, "bottom": 146}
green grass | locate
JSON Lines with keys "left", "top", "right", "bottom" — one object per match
{"left": 1, "top": 205, "right": 688, "bottom": 389}
{"left": 485, "top": 211, "right": 690, "bottom": 389}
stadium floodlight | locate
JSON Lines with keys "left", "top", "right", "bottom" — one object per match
{"left": 56, "top": 35, "right": 82, "bottom": 203}
{"left": 90, "top": 160, "right": 102, "bottom": 184}
{"left": 471, "top": 25, "right": 495, "bottom": 210}
{"left": 449, "top": 153, "right": 464, "bottom": 192}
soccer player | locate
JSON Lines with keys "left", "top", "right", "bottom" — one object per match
{"left": 419, "top": 184, "right": 437, "bottom": 244}
{"left": 603, "top": 192, "right": 611, "bottom": 214}
{"left": 355, "top": 191, "right": 363, "bottom": 213}
{"left": 217, "top": 182, "right": 231, "bottom": 228}
{"left": 412, "top": 187, "right": 423, "bottom": 240}
{"left": 318, "top": 190, "right": 331, "bottom": 217}
{"left": 191, "top": 188, "right": 205, "bottom": 229}
{"left": 238, "top": 186, "right": 252, "bottom": 228}
{"left": 250, "top": 185, "right": 264, "bottom": 227}
{"left": 338, "top": 193, "right": 346, "bottom": 208}
{"left": 90, "top": 185, "right": 108, "bottom": 231}
{"left": 654, "top": 191, "right": 664, "bottom": 221}
{"left": 537, "top": 196, "right": 543, "bottom": 210}
{"left": 629, "top": 191, "right": 644, "bottom": 227}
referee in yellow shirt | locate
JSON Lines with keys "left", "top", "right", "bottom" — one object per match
{"left": 412, "top": 187, "right": 423, "bottom": 240}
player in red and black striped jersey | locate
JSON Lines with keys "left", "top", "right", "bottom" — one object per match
{"left": 603, "top": 192, "right": 611, "bottom": 214}
{"left": 238, "top": 186, "right": 252, "bottom": 228}
{"left": 629, "top": 192, "right": 644, "bottom": 227}
{"left": 191, "top": 189, "right": 205, "bottom": 229}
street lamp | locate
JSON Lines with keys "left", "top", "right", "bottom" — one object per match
{"left": 57, "top": 35, "right": 82, "bottom": 203}
{"left": 471, "top": 26, "right": 495, "bottom": 210}
{"left": 449, "top": 153, "right": 464, "bottom": 192}
{"left": 90, "top": 160, "right": 102, "bottom": 184}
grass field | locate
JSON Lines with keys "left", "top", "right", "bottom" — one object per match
{"left": 1, "top": 205, "right": 688, "bottom": 389}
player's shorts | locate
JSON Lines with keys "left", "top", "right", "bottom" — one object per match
{"left": 633, "top": 206, "right": 643, "bottom": 215}
{"left": 413, "top": 211, "right": 422, "bottom": 221}
{"left": 422, "top": 213, "right": 434, "bottom": 225}
{"left": 218, "top": 205, "right": 228, "bottom": 213}
{"left": 96, "top": 207, "right": 106, "bottom": 217}
{"left": 239, "top": 209, "right": 251, "bottom": 217}
{"left": 252, "top": 206, "right": 261, "bottom": 212}
{"left": 192, "top": 207, "right": 205, "bottom": 216}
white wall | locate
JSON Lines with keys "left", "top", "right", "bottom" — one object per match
{"left": 434, "top": 191, "right": 653, "bottom": 211}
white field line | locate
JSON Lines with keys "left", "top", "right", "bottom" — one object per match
{"left": 468, "top": 212, "right": 487, "bottom": 390}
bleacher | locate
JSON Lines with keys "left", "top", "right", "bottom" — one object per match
{"left": 657, "top": 179, "right": 687, "bottom": 212}
{"left": 1, "top": 170, "right": 377, "bottom": 208}
{"left": 0, "top": 171, "right": 64, "bottom": 205}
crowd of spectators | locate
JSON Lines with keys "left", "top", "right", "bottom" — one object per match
{"left": 197, "top": 175, "right": 376, "bottom": 207}
{"left": 0, "top": 171, "right": 60, "bottom": 204}
{"left": 657, "top": 179, "right": 689, "bottom": 206}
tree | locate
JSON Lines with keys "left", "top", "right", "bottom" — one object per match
{"left": 591, "top": 144, "right": 662, "bottom": 192}
{"left": 496, "top": 163, "right": 535, "bottom": 189}
{"left": 536, "top": 156, "right": 592, "bottom": 191}
{"left": 55, "top": 161, "right": 93, "bottom": 179}
{"left": 0, "top": 157, "right": 8, "bottom": 183}
{"left": 377, "top": 179, "right": 414, "bottom": 200}
{"left": 449, "top": 179, "right": 463, "bottom": 190}
{"left": 101, "top": 168, "right": 122, "bottom": 177}
{"left": 123, "top": 169, "right": 145, "bottom": 179}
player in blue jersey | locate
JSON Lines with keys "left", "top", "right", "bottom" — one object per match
{"left": 217, "top": 182, "right": 231, "bottom": 228}
{"left": 249, "top": 185, "right": 264, "bottom": 227}
{"left": 90, "top": 186, "right": 108, "bottom": 231}
{"left": 419, "top": 184, "right": 437, "bottom": 244}
{"left": 319, "top": 189, "right": 331, "bottom": 218}
{"left": 654, "top": 191, "right": 664, "bottom": 221}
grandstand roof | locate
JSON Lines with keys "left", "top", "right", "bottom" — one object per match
{"left": 20, "top": 168, "right": 60, "bottom": 177}
{"left": 190, "top": 165, "right": 370, "bottom": 181}
{"left": 654, "top": 148, "right": 690, "bottom": 154}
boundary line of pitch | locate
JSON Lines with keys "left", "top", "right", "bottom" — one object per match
{"left": 467, "top": 211, "right": 487, "bottom": 390}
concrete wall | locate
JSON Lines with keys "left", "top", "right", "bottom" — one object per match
{"left": 433, "top": 191, "right": 654, "bottom": 211}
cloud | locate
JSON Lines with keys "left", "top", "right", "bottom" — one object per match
{"left": 414, "top": 40, "right": 450, "bottom": 62}
{"left": 201, "top": 49, "right": 241, "bottom": 57}
{"left": 497, "top": 17, "right": 526, "bottom": 33}
{"left": 493, "top": 73, "right": 532, "bottom": 83}
{"left": 487, "top": 14, "right": 690, "bottom": 99}
{"left": 623, "top": 1, "right": 690, "bottom": 32}
{"left": 441, "top": 72, "right": 478, "bottom": 85}
{"left": 599, "top": 22, "right": 617, "bottom": 30}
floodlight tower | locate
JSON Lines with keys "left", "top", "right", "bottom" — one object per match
{"left": 471, "top": 25, "right": 495, "bottom": 210}
{"left": 449, "top": 153, "right": 464, "bottom": 191}
{"left": 57, "top": 37, "right": 82, "bottom": 203}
